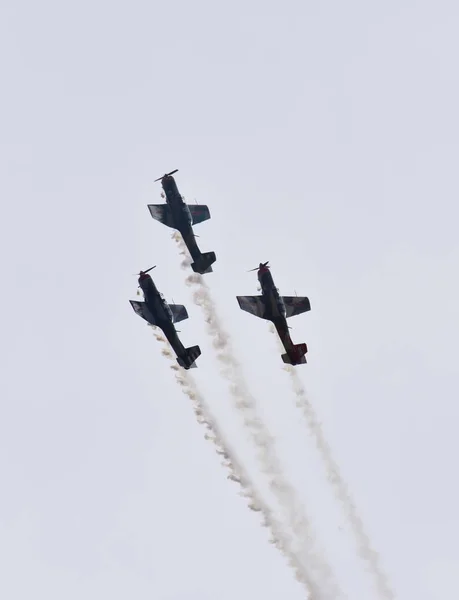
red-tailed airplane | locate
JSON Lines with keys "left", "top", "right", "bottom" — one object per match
{"left": 236, "top": 261, "right": 311, "bottom": 365}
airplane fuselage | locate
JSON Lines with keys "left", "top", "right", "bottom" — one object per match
{"left": 161, "top": 175, "right": 201, "bottom": 261}
{"left": 258, "top": 268, "right": 287, "bottom": 321}
{"left": 258, "top": 267, "right": 297, "bottom": 357}
{"left": 161, "top": 176, "right": 193, "bottom": 227}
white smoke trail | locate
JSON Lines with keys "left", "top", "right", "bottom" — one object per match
{"left": 172, "top": 230, "right": 193, "bottom": 270}
{"left": 154, "top": 329, "right": 316, "bottom": 597}
{"left": 283, "top": 364, "right": 395, "bottom": 600}
{"left": 171, "top": 233, "right": 341, "bottom": 599}
{"left": 267, "top": 322, "right": 393, "bottom": 599}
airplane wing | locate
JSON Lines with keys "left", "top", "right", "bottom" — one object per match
{"left": 168, "top": 304, "right": 189, "bottom": 323}
{"left": 282, "top": 296, "right": 311, "bottom": 318}
{"left": 188, "top": 204, "right": 211, "bottom": 225}
{"left": 129, "top": 300, "right": 156, "bottom": 325}
{"left": 236, "top": 295, "right": 269, "bottom": 320}
{"left": 147, "top": 204, "right": 176, "bottom": 229}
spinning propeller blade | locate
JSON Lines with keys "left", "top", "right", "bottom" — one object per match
{"left": 133, "top": 266, "right": 156, "bottom": 276}
{"left": 247, "top": 261, "right": 269, "bottom": 272}
{"left": 140, "top": 266, "right": 156, "bottom": 275}
{"left": 154, "top": 169, "right": 179, "bottom": 182}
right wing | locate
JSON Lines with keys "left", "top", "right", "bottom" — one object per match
{"left": 282, "top": 296, "right": 311, "bottom": 318}
{"left": 236, "top": 295, "right": 269, "bottom": 320}
{"left": 188, "top": 204, "right": 211, "bottom": 225}
{"left": 129, "top": 300, "right": 156, "bottom": 325}
{"left": 168, "top": 304, "right": 189, "bottom": 324}
{"left": 147, "top": 204, "right": 176, "bottom": 229}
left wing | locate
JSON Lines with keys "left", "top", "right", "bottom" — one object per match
{"left": 168, "top": 304, "right": 189, "bottom": 324}
{"left": 130, "top": 300, "right": 156, "bottom": 325}
{"left": 188, "top": 204, "right": 211, "bottom": 225}
{"left": 282, "top": 296, "right": 311, "bottom": 318}
{"left": 236, "top": 295, "right": 269, "bottom": 320}
{"left": 147, "top": 204, "right": 176, "bottom": 229}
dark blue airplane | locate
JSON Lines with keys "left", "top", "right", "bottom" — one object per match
{"left": 129, "top": 266, "right": 201, "bottom": 369}
{"left": 236, "top": 262, "right": 311, "bottom": 365}
{"left": 147, "top": 169, "right": 216, "bottom": 275}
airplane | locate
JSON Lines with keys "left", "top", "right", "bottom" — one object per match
{"left": 147, "top": 169, "right": 216, "bottom": 275}
{"left": 129, "top": 266, "right": 201, "bottom": 369}
{"left": 236, "top": 261, "right": 311, "bottom": 365}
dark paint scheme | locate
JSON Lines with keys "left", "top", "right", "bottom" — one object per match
{"left": 236, "top": 263, "right": 311, "bottom": 365}
{"left": 147, "top": 172, "right": 216, "bottom": 275}
{"left": 129, "top": 270, "right": 201, "bottom": 369}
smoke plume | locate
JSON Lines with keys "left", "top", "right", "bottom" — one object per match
{"left": 283, "top": 364, "right": 394, "bottom": 600}
{"left": 153, "top": 328, "right": 316, "bottom": 597}
{"left": 265, "top": 322, "right": 393, "bottom": 597}
{"left": 171, "top": 233, "right": 341, "bottom": 599}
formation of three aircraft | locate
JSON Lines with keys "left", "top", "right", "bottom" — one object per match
{"left": 130, "top": 170, "right": 312, "bottom": 369}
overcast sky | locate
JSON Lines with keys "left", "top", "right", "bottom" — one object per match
{"left": 1, "top": 0, "right": 459, "bottom": 598}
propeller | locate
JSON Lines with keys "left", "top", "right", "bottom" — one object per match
{"left": 154, "top": 169, "right": 178, "bottom": 182}
{"left": 248, "top": 261, "right": 269, "bottom": 272}
{"left": 134, "top": 266, "right": 156, "bottom": 276}
{"left": 134, "top": 266, "right": 156, "bottom": 289}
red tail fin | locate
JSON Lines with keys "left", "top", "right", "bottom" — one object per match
{"left": 281, "top": 343, "right": 307, "bottom": 365}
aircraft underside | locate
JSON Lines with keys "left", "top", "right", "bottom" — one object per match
{"left": 180, "top": 228, "right": 216, "bottom": 274}
{"left": 160, "top": 321, "right": 201, "bottom": 369}
{"left": 134, "top": 174, "right": 313, "bottom": 370}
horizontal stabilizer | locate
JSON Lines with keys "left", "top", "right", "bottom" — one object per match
{"left": 191, "top": 251, "right": 216, "bottom": 275}
{"left": 281, "top": 342, "right": 308, "bottom": 365}
{"left": 236, "top": 295, "right": 269, "bottom": 320}
{"left": 129, "top": 300, "right": 156, "bottom": 325}
{"left": 177, "top": 345, "right": 201, "bottom": 369}
{"left": 282, "top": 296, "right": 311, "bottom": 318}
{"left": 147, "top": 204, "right": 176, "bottom": 229}
{"left": 188, "top": 204, "right": 211, "bottom": 225}
{"left": 168, "top": 304, "right": 189, "bottom": 323}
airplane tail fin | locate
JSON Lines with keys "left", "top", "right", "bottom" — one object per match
{"left": 177, "top": 345, "right": 201, "bottom": 369}
{"left": 281, "top": 342, "right": 308, "bottom": 365}
{"left": 191, "top": 251, "right": 216, "bottom": 275}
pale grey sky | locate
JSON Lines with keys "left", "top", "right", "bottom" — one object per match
{"left": 1, "top": 1, "right": 458, "bottom": 598}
